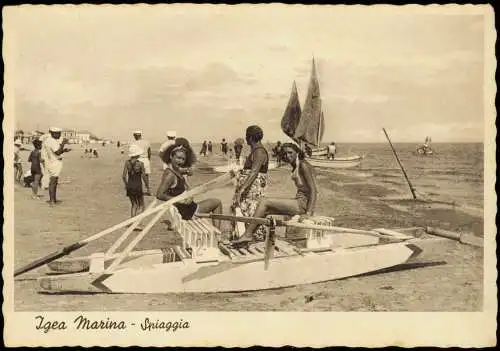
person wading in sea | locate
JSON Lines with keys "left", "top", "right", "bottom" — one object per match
{"left": 232, "top": 142, "right": 318, "bottom": 246}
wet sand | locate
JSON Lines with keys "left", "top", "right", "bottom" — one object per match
{"left": 13, "top": 146, "right": 484, "bottom": 311}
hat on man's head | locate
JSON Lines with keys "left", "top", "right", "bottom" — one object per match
{"left": 167, "top": 131, "right": 176, "bottom": 138}
{"left": 49, "top": 127, "right": 62, "bottom": 133}
{"left": 132, "top": 130, "right": 142, "bottom": 135}
{"left": 128, "top": 144, "right": 143, "bottom": 157}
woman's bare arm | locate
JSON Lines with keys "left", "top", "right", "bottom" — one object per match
{"left": 301, "top": 162, "right": 318, "bottom": 216}
{"left": 122, "top": 162, "right": 129, "bottom": 187}
{"left": 156, "top": 170, "right": 176, "bottom": 201}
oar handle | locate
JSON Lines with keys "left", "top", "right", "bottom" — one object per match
{"left": 197, "top": 213, "right": 382, "bottom": 237}
{"left": 14, "top": 242, "right": 85, "bottom": 277}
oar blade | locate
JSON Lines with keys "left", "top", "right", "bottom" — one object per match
{"left": 14, "top": 242, "right": 86, "bottom": 277}
{"left": 461, "top": 234, "right": 484, "bottom": 248}
{"left": 263, "top": 224, "right": 276, "bottom": 271}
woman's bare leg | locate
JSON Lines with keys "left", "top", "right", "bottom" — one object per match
{"left": 233, "top": 198, "right": 302, "bottom": 243}
{"left": 197, "top": 198, "right": 222, "bottom": 229}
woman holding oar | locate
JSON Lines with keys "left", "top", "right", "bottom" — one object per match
{"left": 232, "top": 142, "right": 318, "bottom": 246}
{"left": 156, "top": 138, "right": 223, "bottom": 229}
{"left": 231, "top": 125, "right": 270, "bottom": 240}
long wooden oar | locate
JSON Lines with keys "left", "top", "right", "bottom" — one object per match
{"left": 425, "top": 227, "right": 483, "bottom": 247}
{"left": 14, "top": 171, "right": 236, "bottom": 277}
{"left": 382, "top": 128, "right": 418, "bottom": 200}
{"left": 106, "top": 199, "right": 158, "bottom": 256}
{"left": 196, "top": 213, "right": 384, "bottom": 238}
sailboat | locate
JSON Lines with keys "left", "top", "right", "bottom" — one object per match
{"left": 415, "top": 136, "right": 434, "bottom": 156}
{"left": 281, "top": 58, "right": 363, "bottom": 169}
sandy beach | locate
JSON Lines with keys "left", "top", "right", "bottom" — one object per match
{"left": 12, "top": 143, "right": 484, "bottom": 311}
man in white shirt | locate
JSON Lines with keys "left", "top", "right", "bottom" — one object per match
{"left": 130, "top": 131, "right": 151, "bottom": 193}
{"left": 42, "top": 127, "right": 71, "bottom": 205}
{"left": 158, "top": 130, "right": 177, "bottom": 170}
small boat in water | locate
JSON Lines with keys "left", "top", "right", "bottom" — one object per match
{"left": 415, "top": 136, "right": 434, "bottom": 156}
{"left": 280, "top": 58, "right": 363, "bottom": 169}
{"left": 307, "top": 155, "right": 363, "bottom": 169}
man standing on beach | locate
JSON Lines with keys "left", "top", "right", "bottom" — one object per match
{"left": 42, "top": 127, "right": 72, "bottom": 206}
{"left": 131, "top": 131, "right": 151, "bottom": 193}
{"left": 158, "top": 130, "right": 176, "bottom": 170}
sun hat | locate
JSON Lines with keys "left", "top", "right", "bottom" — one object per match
{"left": 49, "top": 127, "right": 62, "bottom": 132}
{"left": 128, "top": 144, "right": 143, "bottom": 157}
{"left": 167, "top": 131, "right": 176, "bottom": 138}
{"left": 132, "top": 130, "right": 142, "bottom": 135}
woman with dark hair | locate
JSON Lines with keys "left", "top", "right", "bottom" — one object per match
{"left": 230, "top": 125, "right": 269, "bottom": 240}
{"left": 156, "top": 138, "right": 222, "bottom": 228}
{"left": 232, "top": 142, "right": 318, "bottom": 245}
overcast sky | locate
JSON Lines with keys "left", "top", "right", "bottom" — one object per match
{"left": 5, "top": 5, "right": 487, "bottom": 143}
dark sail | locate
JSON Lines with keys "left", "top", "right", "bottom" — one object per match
{"left": 293, "top": 58, "right": 324, "bottom": 147}
{"left": 280, "top": 81, "right": 302, "bottom": 143}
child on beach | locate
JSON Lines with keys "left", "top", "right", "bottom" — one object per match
{"left": 14, "top": 140, "right": 24, "bottom": 184}
{"left": 28, "top": 139, "right": 43, "bottom": 199}
{"left": 122, "top": 144, "right": 151, "bottom": 220}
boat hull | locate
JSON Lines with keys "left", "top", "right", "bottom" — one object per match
{"left": 39, "top": 242, "right": 421, "bottom": 294}
{"left": 307, "top": 155, "right": 362, "bottom": 169}
{"left": 415, "top": 147, "right": 434, "bottom": 156}
{"left": 311, "top": 147, "right": 328, "bottom": 157}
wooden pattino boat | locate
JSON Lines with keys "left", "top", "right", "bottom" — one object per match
{"left": 280, "top": 58, "right": 363, "bottom": 169}
{"left": 39, "top": 203, "right": 425, "bottom": 294}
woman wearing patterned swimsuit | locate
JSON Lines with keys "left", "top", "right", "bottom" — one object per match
{"left": 232, "top": 142, "right": 318, "bottom": 245}
{"left": 230, "top": 125, "right": 270, "bottom": 241}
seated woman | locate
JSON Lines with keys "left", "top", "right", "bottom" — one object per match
{"left": 232, "top": 142, "right": 318, "bottom": 245}
{"left": 156, "top": 139, "right": 222, "bottom": 229}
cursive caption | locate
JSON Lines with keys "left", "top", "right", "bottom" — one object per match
{"left": 35, "top": 315, "right": 190, "bottom": 333}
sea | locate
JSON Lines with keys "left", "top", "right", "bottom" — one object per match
{"left": 182, "top": 142, "right": 485, "bottom": 210}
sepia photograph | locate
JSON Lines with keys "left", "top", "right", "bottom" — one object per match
{"left": 3, "top": 4, "right": 496, "bottom": 347}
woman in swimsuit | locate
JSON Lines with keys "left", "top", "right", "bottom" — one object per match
{"left": 232, "top": 142, "right": 318, "bottom": 245}
{"left": 230, "top": 125, "right": 269, "bottom": 240}
{"left": 156, "top": 140, "right": 222, "bottom": 229}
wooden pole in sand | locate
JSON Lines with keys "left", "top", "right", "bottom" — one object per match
{"left": 14, "top": 171, "right": 236, "bottom": 277}
{"left": 382, "top": 128, "right": 418, "bottom": 200}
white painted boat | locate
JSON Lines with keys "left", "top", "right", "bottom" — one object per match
{"left": 39, "top": 241, "right": 422, "bottom": 294}
{"left": 311, "top": 147, "right": 328, "bottom": 157}
{"left": 306, "top": 155, "right": 363, "bottom": 169}
{"left": 280, "top": 59, "right": 362, "bottom": 170}
{"left": 39, "top": 226, "right": 421, "bottom": 294}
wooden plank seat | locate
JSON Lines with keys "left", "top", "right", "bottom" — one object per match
{"left": 164, "top": 205, "right": 222, "bottom": 261}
